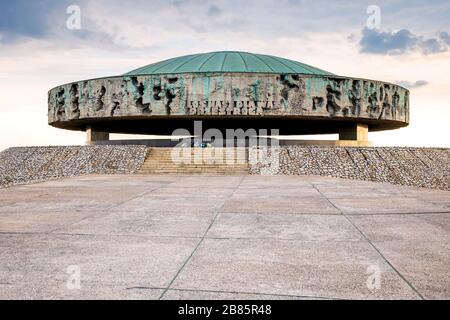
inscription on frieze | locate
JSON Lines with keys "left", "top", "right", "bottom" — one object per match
{"left": 48, "top": 73, "right": 409, "bottom": 124}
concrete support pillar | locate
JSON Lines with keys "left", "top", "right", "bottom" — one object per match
{"left": 339, "top": 123, "right": 368, "bottom": 141}
{"left": 337, "top": 123, "right": 370, "bottom": 147}
{"left": 86, "top": 126, "right": 109, "bottom": 145}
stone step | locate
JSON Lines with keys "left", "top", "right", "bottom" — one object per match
{"left": 139, "top": 169, "right": 248, "bottom": 174}
{"left": 139, "top": 171, "right": 248, "bottom": 175}
{"left": 141, "top": 163, "right": 249, "bottom": 167}
{"left": 140, "top": 170, "right": 248, "bottom": 174}
{"left": 148, "top": 154, "right": 248, "bottom": 156}
{"left": 144, "top": 153, "right": 247, "bottom": 156}
{"left": 148, "top": 152, "right": 248, "bottom": 155}
{"left": 141, "top": 166, "right": 248, "bottom": 169}
{"left": 148, "top": 152, "right": 247, "bottom": 154}
{"left": 142, "top": 169, "right": 248, "bottom": 172}
{"left": 143, "top": 158, "right": 247, "bottom": 161}
{"left": 143, "top": 161, "right": 247, "bottom": 165}
{"left": 148, "top": 148, "right": 248, "bottom": 150}
{"left": 142, "top": 161, "right": 249, "bottom": 164}
{"left": 138, "top": 172, "right": 247, "bottom": 175}
{"left": 146, "top": 155, "right": 247, "bottom": 159}
{"left": 148, "top": 151, "right": 248, "bottom": 154}
{"left": 143, "top": 164, "right": 247, "bottom": 166}
{"left": 141, "top": 167, "right": 249, "bottom": 171}
{"left": 139, "top": 147, "right": 249, "bottom": 175}
{"left": 142, "top": 163, "right": 248, "bottom": 166}
{"left": 141, "top": 168, "right": 249, "bottom": 171}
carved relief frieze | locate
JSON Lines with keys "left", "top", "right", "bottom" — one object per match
{"left": 48, "top": 73, "right": 409, "bottom": 125}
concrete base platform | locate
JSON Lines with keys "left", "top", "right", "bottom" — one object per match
{"left": 277, "top": 140, "right": 373, "bottom": 147}
{"left": 1, "top": 175, "right": 449, "bottom": 300}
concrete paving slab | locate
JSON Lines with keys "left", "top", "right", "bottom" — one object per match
{"left": 1, "top": 174, "right": 449, "bottom": 299}
{"left": 19, "top": 186, "right": 154, "bottom": 202}
{"left": 238, "top": 180, "right": 312, "bottom": 189}
{"left": 349, "top": 214, "right": 450, "bottom": 241}
{"left": 233, "top": 187, "right": 322, "bottom": 198}
{"left": 329, "top": 197, "right": 450, "bottom": 214}
{"left": 15, "top": 176, "right": 172, "bottom": 192}
{"left": 0, "top": 281, "right": 164, "bottom": 300}
{"left": 221, "top": 196, "right": 341, "bottom": 214}
{"left": 0, "top": 187, "right": 51, "bottom": 201}
{"left": 110, "top": 196, "right": 226, "bottom": 214}
{"left": 168, "top": 176, "right": 243, "bottom": 188}
{"left": 161, "top": 289, "right": 317, "bottom": 300}
{"left": 0, "top": 198, "right": 115, "bottom": 214}
{"left": 0, "top": 233, "right": 199, "bottom": 289}
{"left": 207, "top": 213, "right": 363, "bottom": 241}
{"left": 373, "top": 240, "right": 450, "bottom": 299}
{"left": 149, "top": 187, "right": 236, "bottom": 198}
{"left": 413, "top": 213, "right": 450, "bottom": 232}
{"left": 313, "top": 186, "right": 409, "bottom": 199}
{"left": 59, "top": 210, "right": 215, "bottom": 238}
{"left": 171, "top": 238, "right": 420, "bottom": 299}
{"left": 0, "top": 211, "right": 93, "bottom": 233}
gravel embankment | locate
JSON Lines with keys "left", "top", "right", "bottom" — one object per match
{"left": 249, "top": 146, "right": 450, "bottom": 191}
{"left": 0, "top": 146, "right": 148, "bottom": 188}
{"left": 2, "top": 145, "right": 449, "bottom": 191}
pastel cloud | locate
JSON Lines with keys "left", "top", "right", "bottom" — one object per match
{"left": 359, "top": 27, "right": 449, "bottom": 55}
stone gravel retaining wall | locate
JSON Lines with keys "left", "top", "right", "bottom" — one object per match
{"left": 0, "top": 146, "right": 148, "bottom": 188}
{"left": 249, "top": 146, "right": 450, "bottom": 191}
{"left": 2, "top": 145, "right": 449, "bottom": 191}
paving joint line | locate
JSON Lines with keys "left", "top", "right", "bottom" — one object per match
{"left": 126, "top": 286, "right": 166, "bottom": 291}
{"left": 344, "top": 211, "right": 450, "bottom": 216}
{"left": 166, "top": 287, "right": 343, "bottom": 300}
{"left": 49, "top": 184, "right": 166, "bottom": 234}
{"left": 0, "top": 231, "right": 389, "bottom": 243}
{"left": 311, "top": 183, "right": 425, "bottom": 300}
{"left": 158, "top": 175, "right": 246, "bottom": 300}
{"left": 47, "top": 231, "right": 204, "bottom": 240}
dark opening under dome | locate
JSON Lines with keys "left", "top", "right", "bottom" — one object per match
{"left": 124, "top": 51, "right": 335, "bottom": 76}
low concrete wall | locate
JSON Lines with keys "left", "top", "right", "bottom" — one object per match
{"left": 249, "top": 146, "right": 450, "bottom": 191}
{"left": 0, "top": 146, "right": 148, "bottom": 188}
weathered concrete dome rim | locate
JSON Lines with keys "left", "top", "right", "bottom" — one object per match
{"left": 48, "top": 51, "right": 410, "bottom": 144}
{"left": 48, "top": 73, "right": 408, "bottom": 93}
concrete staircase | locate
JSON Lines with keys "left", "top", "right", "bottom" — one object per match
{"left": 139, "top": 148, "right": 249, "bottom": 175}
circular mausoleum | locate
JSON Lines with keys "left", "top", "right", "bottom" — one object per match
{"left": 48, "top": 51, "right": 409, "bottom": 137}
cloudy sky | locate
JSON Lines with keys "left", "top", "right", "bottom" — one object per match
{"left": 1, "top": 0, "right": 449, "bottom": 150}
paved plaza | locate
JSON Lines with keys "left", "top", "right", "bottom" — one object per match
{"left": 0, "top": 174, "right": 449, "bottom": 299}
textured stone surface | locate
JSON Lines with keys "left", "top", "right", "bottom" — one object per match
{"left": 48, "top": 73, "right": 409, "bottom": 132}
{"left": 171, "top": 238, "right": 420, "bottom": 300}
{"left": 372, "top": 240, "right": 450, "bottom": 299}
{"left": 0, "top": 146, "right": 147, "bottom": 188}
{"left": 349, "top": 214, "right": 450, "bottom": 241}
{"left": 0, "top": 174, "right": 449, "bottom": 300}
{"left": 249, "top": 146, "right": 450, "bottom": 191}
{"left": 0, "top": 232, "right": 199, "bottom": 290}
{"left": 221, "top": 195, "right": 340, "bottom": 214}
{"left": 208, "top": 213, "right": 363, "bottom": 241}
{"left": 2, "top": 145, "right": 450, "bottom": 192}
{"left": 0, "top": 281, "right": 163, "bottom": 300}
{"left": 161, "top": 289, "right": 312, "bottom": 300}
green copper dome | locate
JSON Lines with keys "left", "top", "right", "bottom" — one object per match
{"left": 124, "top": 51, "right": 334, "bottom": 76}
